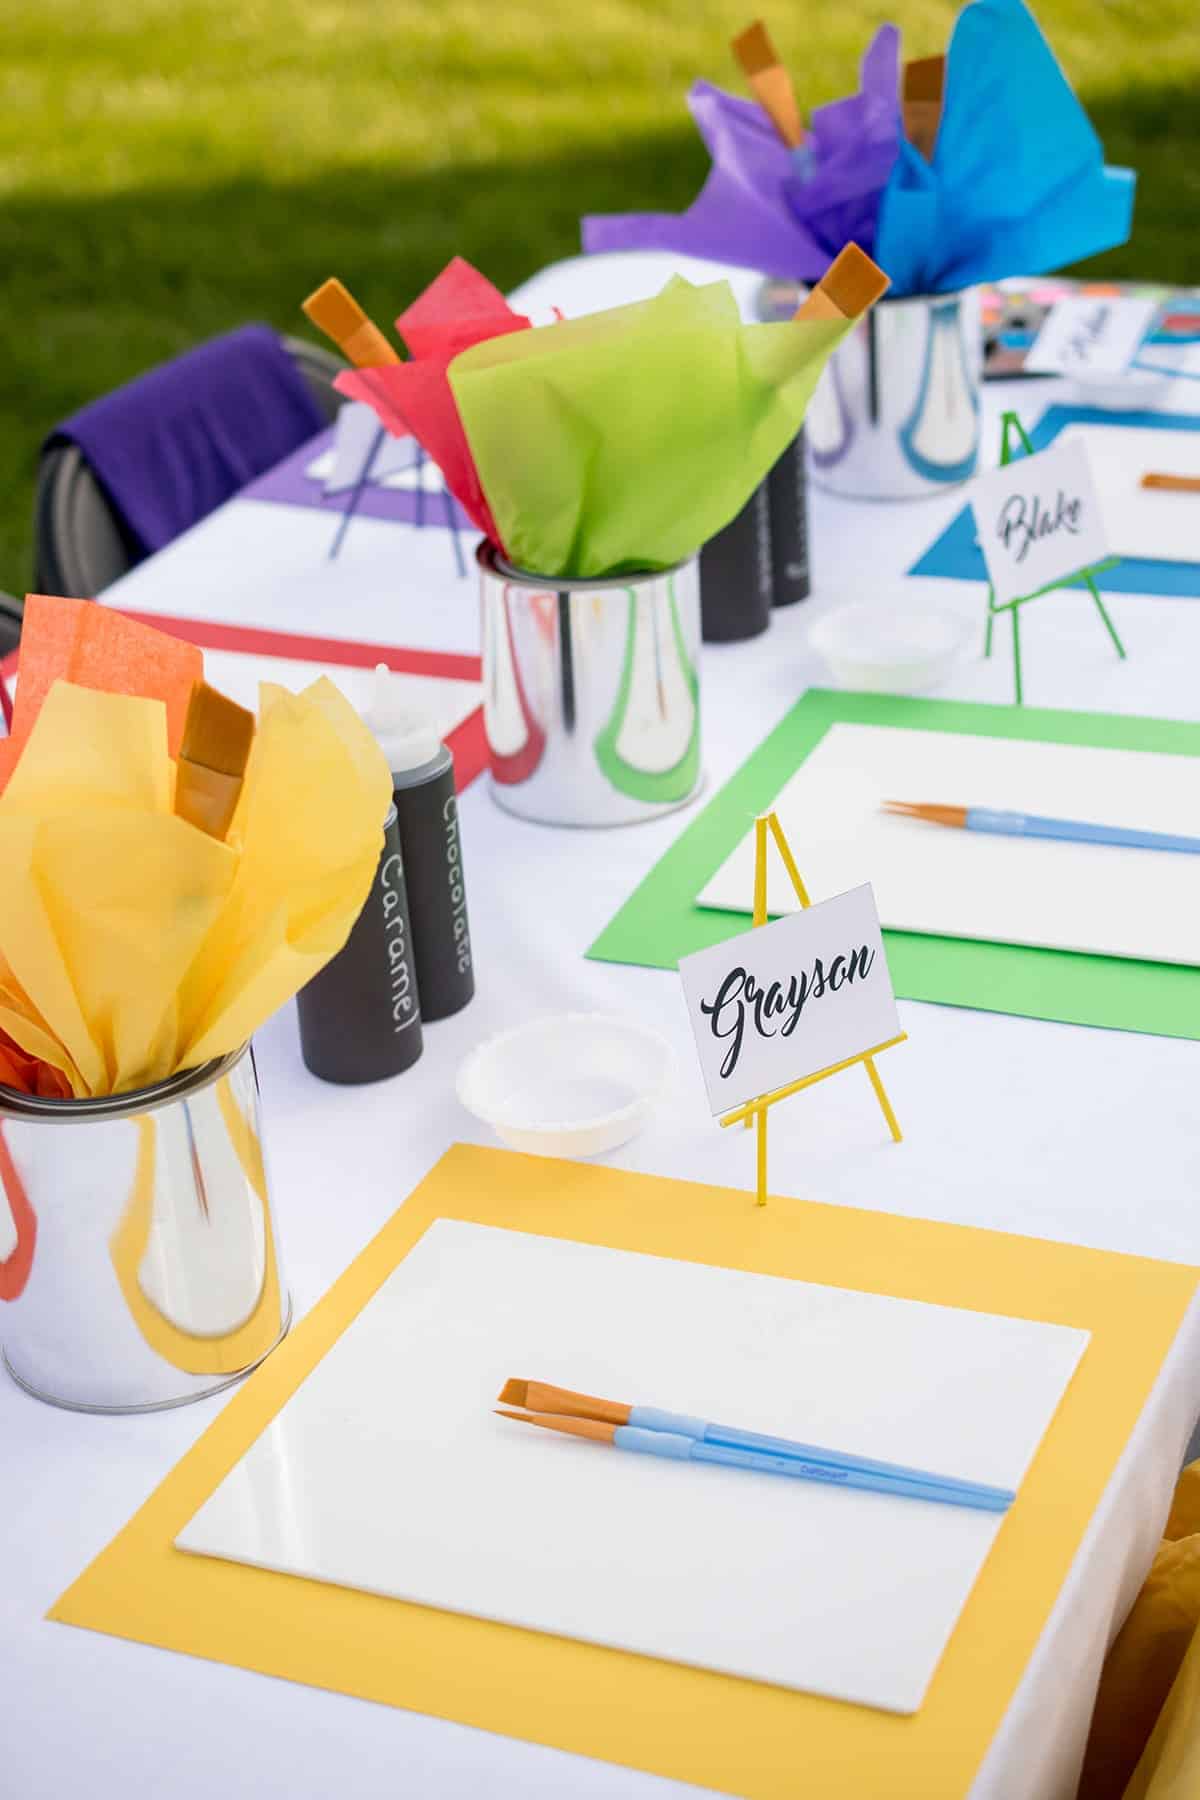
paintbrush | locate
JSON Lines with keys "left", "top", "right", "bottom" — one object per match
{"left": 794, "top": 244, "right": 891, "bottom": 324}
{"left": 902, "top": 54, "right": 946, "bottom": 162}
{"left": 731, "top": 20, "right": 806, "bottom": 150}
{"left": 174, "top": 681, "right": 256, "bottom": 841}
{"left": 883, "top": 799, "right": 1200, "bottom": 855}
{"left": 302, "top": 278, "right": 401, "bottom": 368}
{"left": 1141, "top": 473, "right": 1200, "bottom": 493}
{"left": 496, "top": 1406, "right": 1010, "bottom": 1512}
{"left": 499, "top": 1379, "right": 1013, "bottom": 1506}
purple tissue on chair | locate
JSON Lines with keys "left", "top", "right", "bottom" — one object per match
{"left": 46, "top": 325, "right": 327, "bottom": 559}
{"left": 582, "top": 27, "right": 902, "bottom": 283}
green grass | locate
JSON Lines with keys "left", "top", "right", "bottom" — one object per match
{"left": 1, "top": 0, "right": 1197, "bottom": 593}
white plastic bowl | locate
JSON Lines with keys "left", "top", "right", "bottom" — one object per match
{"left": 809, "top": 601, "right": 973, "bottom": 694}
{"left": 456, "top": 1013, "right": 673, "bottom": 1159}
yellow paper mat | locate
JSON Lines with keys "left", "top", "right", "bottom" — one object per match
{"left": 50, "top": 1144, "right": 1199, "bottom": 1798}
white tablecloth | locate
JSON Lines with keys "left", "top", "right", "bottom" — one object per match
{"left": 6, "top": 254, "right": 1200, "bottom": 1800}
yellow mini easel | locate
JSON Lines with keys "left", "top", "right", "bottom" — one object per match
{"left": 720, "top": 812, "right": 906, "bottom": 1205}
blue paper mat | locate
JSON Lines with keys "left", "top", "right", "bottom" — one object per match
{"left": 909, "top": 406, "right": 1200, "bottom": 598}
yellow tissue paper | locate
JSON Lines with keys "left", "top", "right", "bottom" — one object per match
{"left": 0, "top": 676, "right": 391, "bottom": 1097}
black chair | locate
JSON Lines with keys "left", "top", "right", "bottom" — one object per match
{"left": 0, "top": 591, "right": 22, "bottom": 656}
{"left": 33, "top": 333, "right": 345, "bottom": 599}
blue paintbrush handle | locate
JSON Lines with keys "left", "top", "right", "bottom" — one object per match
{"left": 614, "top": 1428, "right": 1010, "bottom": 1513}
{"left": 628, "top": 1406, "right": 1013, "bottom": 1505}
{"left": 966, "top": 808, "right": 1200, "bottom": 854}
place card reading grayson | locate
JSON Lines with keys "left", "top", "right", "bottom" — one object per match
{"left": 679, "top": 882, "right": 901, "bottom": 1117}
{"left": 1025, "top": 296, "right": 1158, "bottom": 379}
{"left": 970, "top": 437, "right": 1110, "bottom": 609}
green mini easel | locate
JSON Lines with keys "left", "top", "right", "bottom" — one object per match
{"left": 983, "top": 411, "right": 1126, "bottom": 704}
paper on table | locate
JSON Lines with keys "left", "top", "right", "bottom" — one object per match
{"left": 176, "top": 1218, "right": 1087, "bottom": 1715}
{"left": 698, "top": 722, "right": 1200, "bottom": 967}
{"left": 969, "top": 436, "right": 1110, "bottom": 608}
{"left": 316, "top": 402, "right": 420, "bottom": 493}
{"left": 679, "top": 884, "right": 901, "bottom": 1115}
{"left": 1054, "top": 425, "right": 1200, "bottom": 566}
{"left": 0, "top": 676, "right": 391, "bottom": 1094}
{"left": 1025, "top": 297, "right": 1159, "bottom": 378}
{"left": 449, "top": 277, "right": 848, "bottom": 579}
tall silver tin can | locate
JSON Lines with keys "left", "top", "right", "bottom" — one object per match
{"left": 0, "top": 1046, "right": 289, "bottom": 1413}
{"left": 805, "top": 290, "right": 983, "bottom": 501}
{"left": 478, "top": 542, "right": 703, "bottom": 827}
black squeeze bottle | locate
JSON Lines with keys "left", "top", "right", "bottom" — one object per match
{"left": 698, "top": 479, "right": 773, "bottom": 643}
{"left": 296, "top": 804, "right": 424, "bottom": 1083}
{"left": 365, "top": 667, "right": 475, "bottom": 1022}
{"left": 766, "top": 427, "right": 811, "bottom": 605}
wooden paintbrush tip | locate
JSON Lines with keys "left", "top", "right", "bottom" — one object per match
{"left": 817, "top": 244, "right": 891, "bottom": 319}
{"left": 180, "top": 681, "right": 256, "bottom": 778}
{"left": 903, "top": 54, "right": 946, "bottom": 103}
{"left": 497, "top": 1377, "right": 529, "bottom": 1405}
{"left": 731, "top": 19, "right": 777, "bottom": 76}
{"left": 302, "top": 277, "right": 367, "bottom": 344}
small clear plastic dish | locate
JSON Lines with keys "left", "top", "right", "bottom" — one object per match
{"left": 456, "top": 1013, "right": 673, "bottom": 1159}
{"left": 809, "top": 600, "right": 973, "bottom": 694}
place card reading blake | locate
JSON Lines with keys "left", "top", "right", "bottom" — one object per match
{"left": 679, "top": 883, "right": 901, "bottom": 1115}
{"left": 969, "top": 437, "right": 1110, "bottom": 608}
{"left": 1025, "top": 296, "right": 1158, "bottom": 379}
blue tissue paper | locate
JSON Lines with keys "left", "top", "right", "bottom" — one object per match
{"left": 875, "top": 0, "right": 1135, "bottom": 296}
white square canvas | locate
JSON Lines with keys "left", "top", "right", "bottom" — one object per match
{"left": 1055, "top": 425, "right": 1200, "bottom": 567}
{"left": 696, "top": 722, "right": 1200, "bottom": 967}
{"left": 176, "top": 1220, "right": 1088, "bottom": 1715}
{"left": 679, "top": 884, "right": 900, "bottom": 1114}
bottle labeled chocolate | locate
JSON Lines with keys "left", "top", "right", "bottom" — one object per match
{"left": 365, "top": 667, "right": 475, "bottom": 1022}
{"left": 297, "top": 804, "right": 423, "bottom": 1084}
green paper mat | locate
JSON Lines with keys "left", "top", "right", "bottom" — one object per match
{"left": 587, "top": 688, "right": 1200, "bottom": 1040}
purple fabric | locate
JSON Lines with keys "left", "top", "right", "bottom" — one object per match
{"left": 243, "top": 428, "right": 474, "bottom": 532}
{"left": 582, "top": 29, "right": 901, "bottom": 282}
{"left": 47, "top": 325, "right": 327, "bottom": 557}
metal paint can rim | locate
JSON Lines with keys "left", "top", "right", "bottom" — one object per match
{"left": 477, "top": 538, "right": 694, "bottom": 592}
{"left": 0, "top": 1045, "right": 249, "bottom": 1123}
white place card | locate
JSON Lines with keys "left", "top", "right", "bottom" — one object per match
{"left": 320, "top": 401, "right": 420, "bottom": 492}
{"left": 1025, "top": 297, "right": 1158, "bottom": 378}
{"left": 969, "top": 437, "right": 1110, "bottom": 607}
{"left": 679, "top": 882, "right": 901, "bottom": 1115}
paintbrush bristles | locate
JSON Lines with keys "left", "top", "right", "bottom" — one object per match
{"left": 496, "top": 1408, "right": 616, "bottom": 1444}
{"left": 731, "top": 19, "right": 778, "bottom": 78}
{"left": 497, "top": 1378, "right": 630, "bottom": 1425}
{"left": 180, "top": 682, "right": 255, "bottom": 778}
{"left": 882, "top": 801, "right": 968, "bottom": 828}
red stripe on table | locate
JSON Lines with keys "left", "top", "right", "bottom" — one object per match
{"left": 0, "top": 613, "right": 490, "bottom": 792}
{"left": 113, "top": 610, "right": 482, "bottom": 682}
